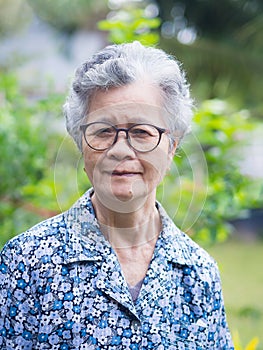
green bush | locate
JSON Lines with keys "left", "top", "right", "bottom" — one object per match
{"left": 158, "top": 100, "right": 263, "bottom": 243}
{"left": 0, "top": 71, "right": 64, "bottom": 246}
{"left": 98, "top": 6, "right": 161, "bottom": 45}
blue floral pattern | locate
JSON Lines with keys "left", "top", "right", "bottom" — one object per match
{"left": 0, "top": 188, "right": 233, "bottom": 349}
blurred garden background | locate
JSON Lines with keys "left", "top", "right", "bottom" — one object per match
{"left": 0, "top": 0, "right": 263, "bottom": 348}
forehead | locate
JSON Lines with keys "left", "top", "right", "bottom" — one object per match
{"left": 89, "top": 81, "right": 162, "bottom": 111}
{"left": 87, "top": 81, "right": 171, "bottom": 127}
{"left": 87, "top": 103, "right": 166, "bottom": 125}
{"left": 87, "top": 82, "right": 169, "bottom": 126}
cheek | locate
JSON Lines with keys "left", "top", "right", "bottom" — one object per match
{"left": 141, "top": 150, "right": 171, "bottom": 182}
{"left": 83, "top": 158, "right": 93, "bottom": 183}
{"left": 83, "top": 149, "right": 101, "bottom": 182}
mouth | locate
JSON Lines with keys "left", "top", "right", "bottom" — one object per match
{"left": 111, "top": 170, "right": 142, "bottom": 177}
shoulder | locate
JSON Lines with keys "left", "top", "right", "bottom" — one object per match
{"left": 158, "top": 202, "right": 219, "bottom": 279}
{"left": 1, "top": 189, "right": 93, "bottom": 256}
{"left": 176, "top": 230, "right": 220, "bottom": 280}
{"left": 0, "top": 189, "right": 96, "bottom": 269}
{"left": 178, "top": 229, "right": 216, "bottom": 266}
{"left": 0, "top": 212, "right": 67, "bottom": 268}
{"left": 162, "top": 227, "right": 223, "bottom": 298}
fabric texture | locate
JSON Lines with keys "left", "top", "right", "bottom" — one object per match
{"left": 0, "top": 188, "right": 234, "bottom": 349}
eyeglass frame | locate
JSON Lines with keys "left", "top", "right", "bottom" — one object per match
{"left": 80, "top": 121, "right": 170, "bottom": 153}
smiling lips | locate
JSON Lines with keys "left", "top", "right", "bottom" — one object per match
{"left": 111, "top": 170, "right": 142, "bottom": 177}
{"left": 103, "top": 163, "right": 143, "bottom": 177}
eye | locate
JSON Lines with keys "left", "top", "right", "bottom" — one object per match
{"left": 130, "top": 125, "right": 157, "bottom": 138}
{"left": 94, "top": 127, "right": 115, "bottom": 137}
{"left": 132, "top": 128, "right": 149, "bottom": 136}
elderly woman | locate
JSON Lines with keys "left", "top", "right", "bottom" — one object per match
{"left": 0, "top": 42, "right": 233, "bottom": 349}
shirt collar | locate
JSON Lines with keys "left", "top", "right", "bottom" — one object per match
{"left": 63, "top": 188, "right": 194, "bottom": 267}
{"left": 156, "top": 203, "right": 197, "bottom": 266}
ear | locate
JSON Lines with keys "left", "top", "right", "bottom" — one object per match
{"left": 168, "top": 140, "right": 177, "bottom": 161}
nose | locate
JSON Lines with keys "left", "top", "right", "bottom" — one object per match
{"left": 106, "top": 130, "right": 135, "bottom": 159}
{"left": 115, "top": 129, "right": 129, "bottom": 143}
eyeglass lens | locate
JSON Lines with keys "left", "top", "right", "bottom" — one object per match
{"left": 83, "top": 122, "right": 162, "bottom": 152}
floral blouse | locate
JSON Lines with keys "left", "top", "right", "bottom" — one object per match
{"left": 0, "top": 188, "right": 233, "bottom": 349}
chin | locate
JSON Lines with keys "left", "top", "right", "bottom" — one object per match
{"left": 111, "top": 180, "right": 148, "bottom": 200}
{"left": 109, "top": 183, "right": 135, "bottom": 202}
{"left": 95, "top": 183, "right": 151, "bottom": 213}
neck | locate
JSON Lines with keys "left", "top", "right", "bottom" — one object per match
{"left": 91, "top": 192, "right": 161, "bottom": 249}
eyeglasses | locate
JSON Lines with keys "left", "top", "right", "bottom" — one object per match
{"left": 80, "top": 122, "right": 169, "bottom": 153}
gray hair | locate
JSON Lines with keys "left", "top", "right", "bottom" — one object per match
{"left": 63, "top": 41, "right": 193, "bottom": 151}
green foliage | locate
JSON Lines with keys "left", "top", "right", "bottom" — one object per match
{"left": 98, "top": 7, "right": 161, "bottom": 45}
{"left": 194, "top": 100, "right": 262, "bottom": 221}
{"left": 1, "top": 73, "right": 47, "bottom": 198}
{"left": 0, "top": 71, "right": 63, "bottom": 246}
{"left": 158, "top": 100, "right": 263, "bottom": 244}
{"left": 26, "top": 0, "right": 107, "bottom": 33}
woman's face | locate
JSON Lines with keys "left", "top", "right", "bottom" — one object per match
{"left": 82, "top": 81, "right": 176, "bottom": 213}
